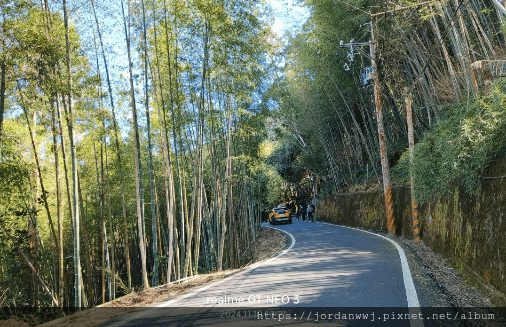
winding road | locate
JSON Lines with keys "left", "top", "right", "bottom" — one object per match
{"left": 100, "top": 219, "right": 422, "bottom": 326}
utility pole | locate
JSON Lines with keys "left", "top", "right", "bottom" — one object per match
{"left": 340, "top": 21, "right": 395, "bottom": 235}
{"left": 369, "top": 21, "right": 395, "bottom": 235}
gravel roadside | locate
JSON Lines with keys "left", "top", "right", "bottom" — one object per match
{"left": 396, "top": 236, "right": 506, "bottom": 326}
{"left": 397, "top": 237, "right": 492, "bottom": 307}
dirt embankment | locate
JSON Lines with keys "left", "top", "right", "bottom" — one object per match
{"left": 16, "top": 227, "right": 285, "bottom": 327}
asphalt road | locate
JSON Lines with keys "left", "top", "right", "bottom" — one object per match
{"left": 100, "top": 219, "right": 422, "bottom": 326}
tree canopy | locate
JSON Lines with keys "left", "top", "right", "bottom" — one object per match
{"left": 1, "top": 0, "right": 505, "bottom": 320}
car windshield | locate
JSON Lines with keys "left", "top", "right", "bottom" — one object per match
{"left": 274, "top": 208, "right": 287, "bottom": 214}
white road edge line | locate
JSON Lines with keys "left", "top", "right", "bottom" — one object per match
{"left": 104, "top": 226, "right": 296, "bottom": 327}
{"left": 157, "top": 225, "right": 296, "bottom": 307}
{"left": 319, "top": 221, "right": 420, "bottom": 308}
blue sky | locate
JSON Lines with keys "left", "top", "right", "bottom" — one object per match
{"left": 269, "top": 0, "right": 310, "bottom": 35}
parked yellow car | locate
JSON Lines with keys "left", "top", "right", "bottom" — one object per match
{"left": 268, "top": 206, "right": 292, "bottom": 225}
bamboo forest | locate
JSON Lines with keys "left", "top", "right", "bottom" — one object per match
{"left": 1, "top": 0, "right": 505, "bottom": 319}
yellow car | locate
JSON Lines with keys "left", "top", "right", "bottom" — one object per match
{"left": 268, "top": 206, "right": 292, "bottom": 225}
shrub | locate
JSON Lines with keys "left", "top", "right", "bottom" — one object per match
{"left": 394, "top": 78, "right": 506, "bottom": 203}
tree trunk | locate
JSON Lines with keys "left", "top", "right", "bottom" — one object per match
{"left": 51, "top": 102, "right": 64, "bottom": 307}
{"left": 0, "top": 59, "right": 5, "bottom": 155}
{"left": 103, "top": 140, "right": 116, "bottom": 299}
{"left": 153, "top": 0, "right": 176, "bottom": 282}
{"left": 62, "top": 0, "right": 82, "bottom": 308}
{"left": 140, "top": 0, "right": 159, "bottom": 287}
{"left": 453, "top": 0, "right": 479, "bottom": 94}
{"left": 90, "top": 0, "right": 131, "bottom": 292}
{"left": 405, "top": 90, "right": 420, "bottom": 242}
{"left": 77, "top": 177, "right": 93, "bottom": 307}
{"left": 29, "top": 110, "right": 39, "bottom": 308}
{"left": 430, "top": 14, "right": 461, "bottom": 101}
{"left": 19, "top": 104, "right": 59, "bottom": 260}
{"left": 121, "top": 0, "right": 149, "bottom": 289}
{"left": 56, "top": 97, "right": 73, "bottom": 308}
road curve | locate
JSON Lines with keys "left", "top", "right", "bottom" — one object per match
{"left": 100, "top": 219, "right": 420, "bottom": 326}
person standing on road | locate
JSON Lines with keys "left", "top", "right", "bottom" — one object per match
{"left": 307, "top": 204, "right": 313, "bottom": 222}
{"left": 295, "top": 204, "right": 299, "bottom": 220}
{"left": 301, "top": 204, "right": 306, "bottom": 221}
